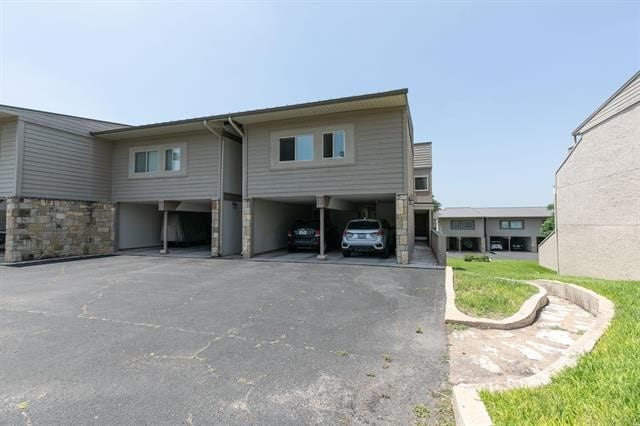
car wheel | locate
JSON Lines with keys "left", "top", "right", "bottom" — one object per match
{"left": 381, "top": 246, "right": 390, "bottom": 258}
{"left": 288, "top": 246, "right": 296, "bottom": 253}
{"left": 343, "top": 250, "right": 351, "bottom": 257}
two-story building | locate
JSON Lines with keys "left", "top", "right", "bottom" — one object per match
{"left": 1, "top": 89, "right": 426, "bottom": 265}
{"left": 438, "top": 207, "right": 550, "bottom": 252}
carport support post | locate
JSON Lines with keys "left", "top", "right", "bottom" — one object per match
{"left": 507, "top": 237, "right": 511, "bottom": 252}
{"left": 161, "top": 209, "right": 168, "bottom": 255}
{"left": 316, "top": 196, "right": 328, "bottom": 260}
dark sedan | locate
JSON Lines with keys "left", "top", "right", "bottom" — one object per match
{"left": 287, "top": 220, "right": 339, "bottom": 253}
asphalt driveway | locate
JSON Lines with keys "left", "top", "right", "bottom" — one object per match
{"left": 0, "top": 256, "right": 446, "bottom": 425}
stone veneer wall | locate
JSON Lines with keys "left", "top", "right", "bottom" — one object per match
{"left": 396, "top": 193, "right": 410, "bottom": 264}
{"left": 242, "top": 198, "right": 253, "bottom": 258}
{"left": 4, "top": 197, "right": 115, "bottom": 263}
{"left": 211, "top": 199, "right": 220, "bottom": 256}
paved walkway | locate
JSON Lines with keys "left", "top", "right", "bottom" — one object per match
{"left": 449, "top": 296, "right": 595, "bottom": 385}
{"left": 254, "top": 242, "right": 441, "bottom": 269}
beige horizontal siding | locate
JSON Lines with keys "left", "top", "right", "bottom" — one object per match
{"left": 0, "top": 120, "right": 17, "bottom": 197}
{"left": 110, "top": 132, "right": 220, "bottom": 202}
{"left": 579, "top": 75, "right": 640, "bottom": 134}
{"left": 21, "top": 122, "right": 112, "bottom": 201}
{"left": 247, "top": 108, "right": 405, "bottom": 197}
{"left": 413, "top": 144, "right": 432, "bottom": 168}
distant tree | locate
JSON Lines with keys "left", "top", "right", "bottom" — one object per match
{"left": 541, "top": 203, "right": 555, "bottom": 237}
{"left": 432, "top": 197, "right": 441, "bottom": 212}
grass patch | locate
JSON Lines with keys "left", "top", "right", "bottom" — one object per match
{"left": 451, "top": 259, "right": 538, "bottom": 319}
{"left": 447, "top": 258, "right": 640, "bottom": 424}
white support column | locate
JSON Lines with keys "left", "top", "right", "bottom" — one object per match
{"left": 317, "top": 207, "right": 327, "bottom": 261}
{"left": 161, "top": 210, "right": 168, "bottom": 254}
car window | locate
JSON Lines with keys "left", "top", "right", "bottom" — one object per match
{"left": 347, "top": 220, "right": 380, "bottom": 230}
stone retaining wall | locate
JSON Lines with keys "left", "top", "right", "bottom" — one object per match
{"left": 4, "top": 197, "right": 115, "bottom": 262}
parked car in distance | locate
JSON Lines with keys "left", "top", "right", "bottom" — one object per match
{"left": 341, "top": 218, "right": 394, "bottom": 258}
{"left": 490, "top": 241, "right": 503, "bottom": 251}
{"left": 287, "top": 220, "right": 339, "bottom": 253}
{"left": 511, "top": 241, "right": 525, "bottom": 251}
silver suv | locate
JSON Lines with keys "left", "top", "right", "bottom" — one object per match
{"left": 341, "top": 219, "right": 395, "bottom": 258}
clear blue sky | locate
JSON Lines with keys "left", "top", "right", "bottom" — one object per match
{"left": 1, "top": 1, "right": 638, "bottom": 207}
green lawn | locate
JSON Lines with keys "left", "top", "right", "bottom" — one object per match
{"left": 447, "top": 258, "right": 640, "bottom": 425}
{"left": 450, "top": 258, "right": 538, "bottom": 319}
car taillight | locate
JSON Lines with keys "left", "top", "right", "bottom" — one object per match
{"left": 287, "top": 229, "right": 293, "bottom": 237}
{"left": 315, "top": 229, "right": 321, "bottom": 237}
{"left": 372, "top": 229, "right": 384, "bottom": 237}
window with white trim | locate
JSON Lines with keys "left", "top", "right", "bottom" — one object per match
{"left": 134, "top": 150, "right": 159, "bottom": 173}
{"left": 279, "top": 134, "right": 314, "bottom": 162}
{"left": 451, "top": 220, "right": 475, "bottom": 230}
{"left": 129, "top": 143, "right": 187, "bottom": 178}
{"left": 164, "top": 147, "right": 182, "bottom": 171}
{"left": 322, "top": 130, "right": 345, "bottom": 159}
{"left": 415, "top": 176, "right": 429, "bottom": 191}
{"left": 500, "top": 220, "right": 524, "bottom": 229}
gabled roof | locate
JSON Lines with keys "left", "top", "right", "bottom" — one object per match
{"left": 0, "top": 104, "right": 127, "bottom": 135}
{"left": 439, "top": 207, "right": 551, "bottom": 219}
{"left": 93, "top": 89, "right": 409, "bottom": 140}
{"left": 572, "top": 70, "right": 640, "bottom": 136}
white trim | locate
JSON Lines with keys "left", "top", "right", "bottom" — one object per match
{"left": 128, "top": 142, "right": 188, "bottom": 179}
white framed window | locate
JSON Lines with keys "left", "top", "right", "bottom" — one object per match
{"left": 164, "top": 147, "right": 182, "bottom": 171}
{"left": 279, "top": 134, "right": 314, "bottom": 162}
{"left": 451, "top": 220, "right": 475, "bottom": 230}
{"left": 500, "top": 220, "right": 524, "bottom": 230}
{"left": 129, "top": 143, "right": 187, "bottom": 178}
{"left": 415, "top": 176, "right": 429, "bottom": 191}
{"left": 270, "top": 124, "right": 354, "bottom": 170}
{"left": 134, "top": 150, "right": 159, "bottom": 173}
{"left": 322, "top": 130, "right": 346, "bottom": 159}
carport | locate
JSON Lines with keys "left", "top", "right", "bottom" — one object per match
{"left": 117, "top": 200, "right": 228, "bottom": 257}
{"left": 250, "top": 194, "right": 397, "bottom": 261}
{"left": 489, "top": 236, "right": 509, "bottom": 251}
{"left": 510, "top": 236, "right": 532, "bottom": 252}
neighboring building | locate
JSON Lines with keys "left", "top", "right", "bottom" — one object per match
{"left": 538, "top": 71, "right": 640, "bottom": 280}
{"left": 413, "top": 142, "right": 435, "bottom": 243}
{"left": 438, "top": 207, "right": 550, "bottom": 252}
{"left": 0, "top": 89, "right": 423, "bottom": 264}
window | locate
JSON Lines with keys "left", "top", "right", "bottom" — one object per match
{"left": 500, "top": 220, "right": 525, "bottom": 229}
{"left": 323, "top": 130, "right": 345, "bottom": 159}
{"left": 134, "top": 150, "right": 159, "bottom": 173}
{"left": 415, "top": 176, "right": 429, "bottom": 191}
{"left": 165, "top": 148, "right": 182, "bottom": 171}
{"left": 279, "top": 134, "right": 314, "bottom": 162}
{"left": 129, "top": 143, "right": 187, "bottom": 178}
{"left": 451, "top": 220, "right": 475, "bottom": 230}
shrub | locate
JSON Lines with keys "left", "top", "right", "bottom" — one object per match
{"left": 464, "top": 254, "right": 490, "bottom": 262}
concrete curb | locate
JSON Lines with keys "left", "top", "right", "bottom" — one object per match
{"left": 444, "top": 266, "right": 549, "bottom": 330}
{"left": 451, "top": 279, "right": 615, "bottom": 426}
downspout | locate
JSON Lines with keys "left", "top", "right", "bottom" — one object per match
{"left": 204, "top": 120, "right": 224, "bottom": 256}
